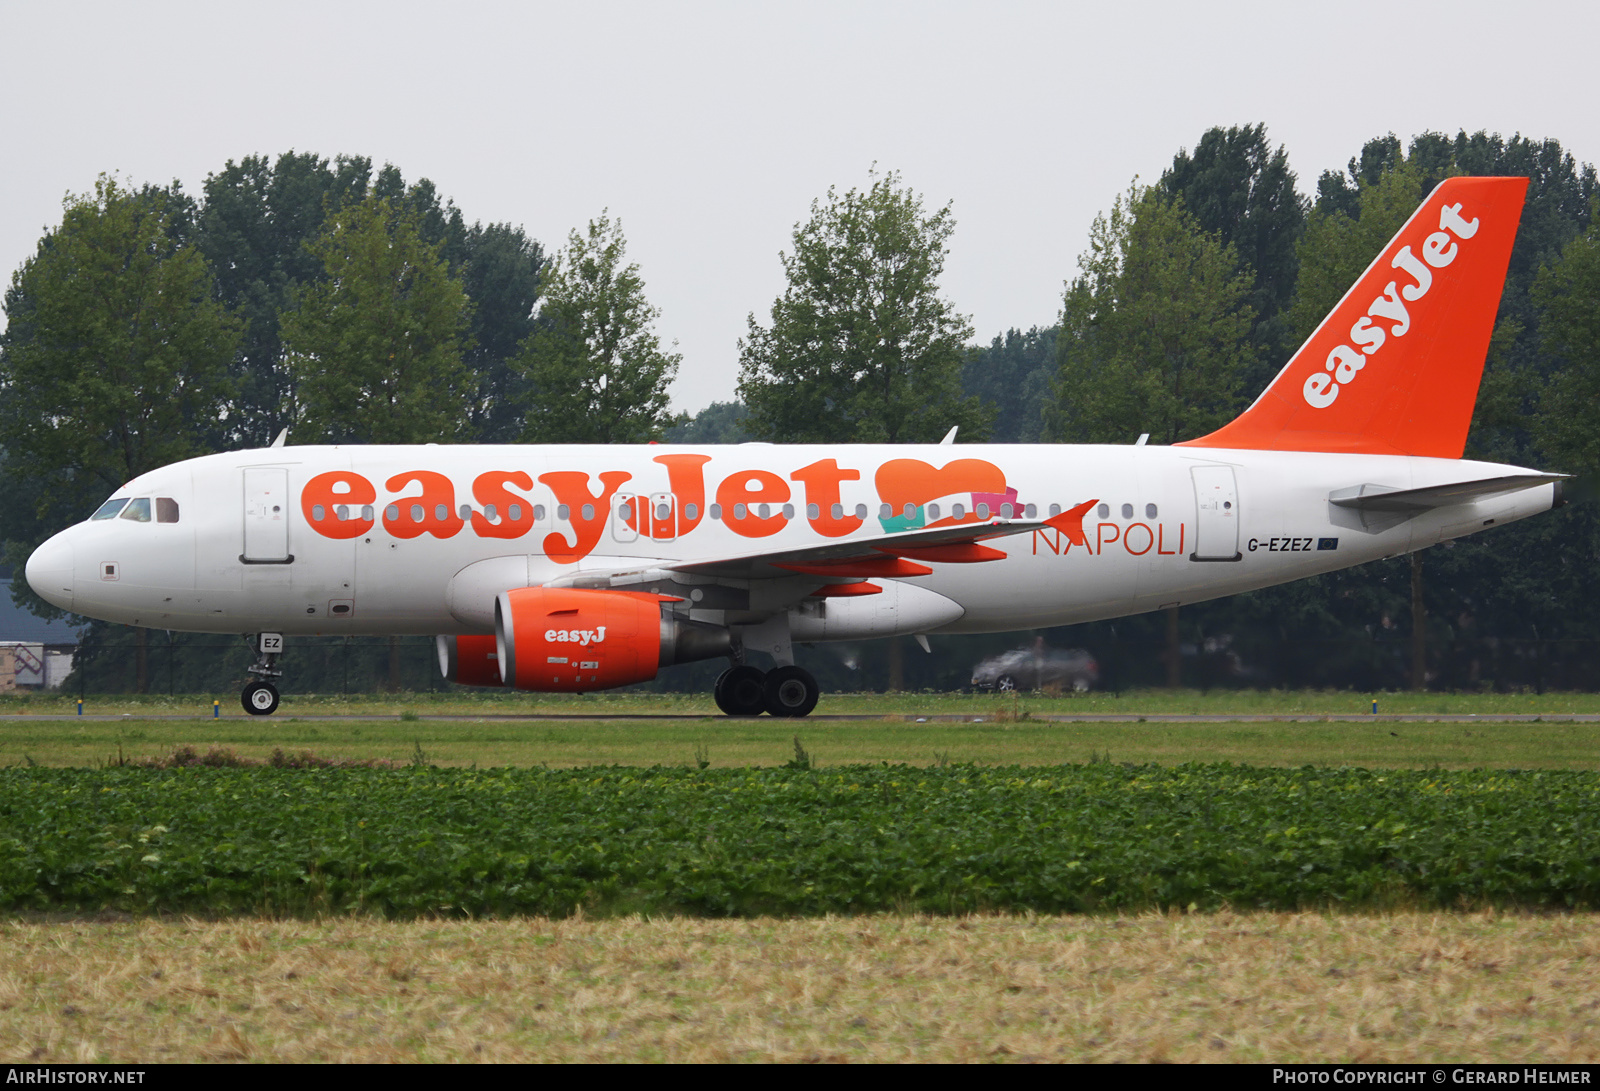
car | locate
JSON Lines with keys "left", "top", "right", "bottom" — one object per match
{"left": 971, "top": 645, "right": 1099, "bottom": 693}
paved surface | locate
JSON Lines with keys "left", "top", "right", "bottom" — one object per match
{"left": 4, "top": 712, "right": 1599, "bottom": 724}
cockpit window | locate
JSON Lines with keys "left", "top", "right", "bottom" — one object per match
{"left": 156, "top": 497, "right": 180, "bottom": 524}
{"left": 91, "top": 498, "right": 130, "bottom": 521}
{"left": 119, "top": 498, "right": 152, "bottom": 523}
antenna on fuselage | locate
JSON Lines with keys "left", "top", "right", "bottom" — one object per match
{"left": 270, "top": 429, "right": 288, "bottom": 449}
{"left": 939, "top": 426, "right": 958, "bottom": 445}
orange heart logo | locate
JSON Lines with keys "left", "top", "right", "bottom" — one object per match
{"left": 874, "top": 459, "right": 1008, "bottom": 514}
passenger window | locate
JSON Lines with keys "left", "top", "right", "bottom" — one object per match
{"left": 1048, "top": 504, "right": 1061, "bottom": 518}
{"left": 92, "top": 498, "right": 130, "bottom": 520}
{"left": 1096, "top": 504, "right": 1110, "bottom": 519}
{"left": 1121, "top": 503, "right": 1133, "bottom": 519}
{"left": 119, "top": 498, "right": 152, "bottom": 523}
{"left": 1146, "top": 503, "right": 1158, "bottom": 518}
{"left": 156, "top": 498, "right": 180, "bottom": 523}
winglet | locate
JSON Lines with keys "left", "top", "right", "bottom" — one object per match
{"left": 1044, "top": 499, "right": 1097, "bottom": 546}
{"left": 1178, "top": 176, "right": 1528, "bottom": 459}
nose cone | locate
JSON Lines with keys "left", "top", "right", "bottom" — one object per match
{"left": 25, "top": 533, "right": 74, "bottom": 612}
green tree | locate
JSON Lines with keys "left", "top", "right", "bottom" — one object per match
{"left": 197, "top": 152, "right": 374, "bottom": 446}
{"left": 0, "top": 176, "right": 240, "bottom": 538}
{"left": 665, "top": 400, "right": 750, "bottom": 444}
{"left": 199, "top": 153, "right": 545, "bottom": 445}
{"left": 1160, "top": 124, "right": 1308, "bottom": 389}
{"left": 458, "top": 221, "right": 544, "bottom": 441}
{"left": 1287, "top": 157, "right": 1428, "bottom": 345}
{"left": 738, "top": 170, "right": 988, "bottom": 443}
{"left": 962, "top": 327, "right": 1056, "bottom": 442}
{"left": 512, "top": 213, "right": 679, "bottom": 444}
{"left": 281, "top": 193, "right": 475, "bottom": 444}
{"left": 1533, "top": 203, "right": 1600, "bottom": 473}
{"left": 1052, "top": 182, "right": 1254, "bottom": 445}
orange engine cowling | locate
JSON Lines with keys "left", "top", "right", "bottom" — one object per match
{"left": 494, "top": 587, "right": 730, "bottom": 692}
{"left": 436, "top": 634, "right": 503, "bottom": 687}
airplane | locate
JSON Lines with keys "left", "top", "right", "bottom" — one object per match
{"left": 24, "top": 176, "right": 1563, "bottom": 718}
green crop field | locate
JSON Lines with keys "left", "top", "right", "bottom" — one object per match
{"left": 5, "top": 762, "right": 1600, "bottom": 918}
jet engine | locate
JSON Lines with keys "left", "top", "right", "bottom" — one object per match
{"left": 436, "top": 633, "right": 503, "bottom": 686}
{"left": 491, "top": 586, "right": 731, "bottom": 692}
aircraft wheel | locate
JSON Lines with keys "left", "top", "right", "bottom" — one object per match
{"left": 242, "top": 681, "right": 280, "bottom": 716}
{"left": 763, "top": 665, "right": 819, "bottom": 718}
{"left": 996, "top": 674, "right": 1019, "bottom": 693}
{"left": 714, "top": 666, "right": 767, "bottom": 717}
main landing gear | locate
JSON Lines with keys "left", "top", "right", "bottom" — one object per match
{"left": 713, "top": 663, "right": 819, "bottom": 718}
{"left": 241, "top": 632, "right": 284, "bottom": 716}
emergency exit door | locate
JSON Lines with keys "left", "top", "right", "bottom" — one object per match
{"left": 242, "top": 468, "right": 292, "bottom": 563}
{"left": 1190, "top": 466, "right": 1241, "bottom": 561}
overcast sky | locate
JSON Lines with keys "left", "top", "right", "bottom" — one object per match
{"left": 3, "top": 0, "right": 1595, "bottom": 415}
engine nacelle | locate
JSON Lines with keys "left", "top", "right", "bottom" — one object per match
{"left": 436, "top": 634, "right": 503, "bottom": 687}
{"left": 494, "top": 586, "right": 731, "bottom": 692}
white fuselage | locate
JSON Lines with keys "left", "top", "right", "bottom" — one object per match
{"left": 26, "top": 443, "right": 1557, "bottom": 641}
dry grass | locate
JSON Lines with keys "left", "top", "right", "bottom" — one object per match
{"left": 2, "top": 912, "right": 1598, "bottom": 1062}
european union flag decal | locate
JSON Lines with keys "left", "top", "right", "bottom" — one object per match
{"left": 1317, "top": 538, "right": 1339, "bottom": 551}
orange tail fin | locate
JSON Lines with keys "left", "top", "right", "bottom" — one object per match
{"left": 1178, "top": 176, "right": 1527, "bottom": 458}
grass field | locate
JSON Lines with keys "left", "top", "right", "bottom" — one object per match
{"left": 9, "top": 686, "right": 1600, "bottom": 720}
{"left": 4, "top": 710, "right": 1599, "bottom": 769}
{"left": 4, "top": 690, "right": 1599, "bottom": 1062}
{"left": 4, "top": 912, "right": 1597, "bottom": 1063}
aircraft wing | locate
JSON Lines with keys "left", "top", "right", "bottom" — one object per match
{"left": 667, "top": 517, "right": 1040, "bottom": 579}
{"left": 539, "top": 501, "right": 1096, "bottom": 608}
{"left": 666, "top": 499, "right": 1097, "bottom": 580}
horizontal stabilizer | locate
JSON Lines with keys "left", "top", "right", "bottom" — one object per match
{"left": 1329, "top": 473, "right": 1565, "bottom": 513}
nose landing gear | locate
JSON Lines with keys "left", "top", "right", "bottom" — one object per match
{"left": 241, "top": 632, "right": 284, "bottom": 716}
{"left": 242, "top": 680, "right": 279, "bottom": 715}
